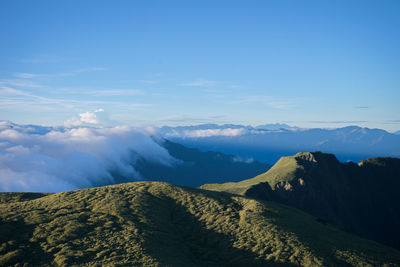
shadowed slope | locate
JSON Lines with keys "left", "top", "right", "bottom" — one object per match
{"left": 1, "top": 182, "right": 400, "bottom": 266}
{"left": 201, "top": 152, "right": 400, "bottom": 250}
{"left": 133, "top": 139, "right": 270, "bottom": 187}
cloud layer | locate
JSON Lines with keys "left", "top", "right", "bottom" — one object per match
{"left": 0, "top": 121, "right": 176, "bottom": 192}
{"left": 180, "top": 128, "right": 248, "bottom": 138}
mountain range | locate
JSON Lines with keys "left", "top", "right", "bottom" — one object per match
{"left": 130, "top": 139, "right": 270, "bottom": 187}
{"left": 161, "top": 124, "right": 400, "bottom": 163}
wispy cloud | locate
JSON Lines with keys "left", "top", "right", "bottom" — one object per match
{"left": 12, "top": 67, "right": 106, "bottom": 80}
{"left": 231, "top": 95, "right": 295, "bottom": 110}
{"left": 20, "top": 55, "right": 60, "bottom": 63}
{"left": 157, "top": 116, "right": 211, "bottom": 123}
{"left": 0, "top": 86, "right": 79, "bottom": 110}
{"left": 180, "top": 79, "right": 241, "bottom": 90}
{"left": 307, "top": 120, "right": 368, "bottom": 124}
{"left": 14, "top": 73, "right": 39, "bottom": 79}
{"left": 0, "top": 86, "right": 46, "bottom": 99}
{"left": 383, "top": 120, "right": 400, "bottom": 124}
{"left": 75, "top": 67, "right": 106, "bottom": 72}
{"left": 139, "top": 80, "right": 158, "bottom": 84}
{"left": 54, "top": 88, "right": 145, "bottom": 97}
{"left": 87, "top": 89, "right": 144, "bottom": 96}
{"left": 157, "top": 115, "right": 227, "bottom": 124}
{"left": 355, "top": 106, "right": 369, "bottom": 109}
{"left": 0, "top": 86, "right": 150, "bottom": 113}
{"left": 204, "top": 89, "right": 230, "bottom": 93}
{"left": 0, "top": 79, "right": 42, "bottom": 88}
{"left": 181, "top": 79, "right": 219, "bottom": 87}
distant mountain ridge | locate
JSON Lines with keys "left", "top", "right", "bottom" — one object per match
{"left": 202, "top": 152, "right": 400, "bottom": 250}
{"left": 133, "top": 139, "right": 270, "bottom": 187}
{"left": 160, "top": 123, "right": 297, "bottom": 133}
{"left": 161, "top": 124, "right": 400, "bottom": 162}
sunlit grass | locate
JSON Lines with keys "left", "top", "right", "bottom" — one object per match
{"left": 1, "top": 181, "right": 399, "bottom": 266}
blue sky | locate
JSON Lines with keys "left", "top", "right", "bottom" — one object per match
{"left": 1, "top": 0, "right": 399, "bottom": 131}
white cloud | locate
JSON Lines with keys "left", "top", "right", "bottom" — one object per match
{"left": 63, "top": 117, "right": 83, "bottom": 127}
{"left": 182, "top": 128, "right": 248, "bottom": 138}
{"left": 232, "top": 156, "right": 254, "bottom": 164}
{"left": 0, "top": 121, "right": 177, "bottom": 192}
{"left": 80, "top": 111, "right": 100, "bottom": 124}
{"left": 64, "top": 109, "right": 105, "bottom": 127}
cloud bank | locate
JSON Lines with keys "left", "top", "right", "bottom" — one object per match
{"left": 181, "top": 128, "right": 248, "bottom": 138}
{"left": 0, "top": 121, "right": 176, "bottom": 192}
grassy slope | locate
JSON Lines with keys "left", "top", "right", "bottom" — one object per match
{"left": 1, "top": 182, "right": 400, "bottom": 266}
{"left": 0, "top": 192, "right": 52, "bottom": 204}
{"left": 200, "top": 152, "right": 307, "bottom": 194}
{"left": 200, "top": 152, "right": 400, "bottom": 250}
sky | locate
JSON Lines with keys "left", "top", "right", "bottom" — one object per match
{"left": 1, "top": 0, "right": 400, "bottom": 131}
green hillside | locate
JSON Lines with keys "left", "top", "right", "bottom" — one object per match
{"left": 1, "top": 182, "right": 400, "bottom": 266}
{"left": 201, "top": 152, "right": 400, "bottom": 250}
{"left": 200, "top": 153, "right": 307, "bottom": 195}
{"left": 201, "top": 152, "right": 334, "bottom": 193}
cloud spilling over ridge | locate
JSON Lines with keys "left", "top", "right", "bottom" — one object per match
{"left": 0, "top": 121, "right": 176, "bottom": 192}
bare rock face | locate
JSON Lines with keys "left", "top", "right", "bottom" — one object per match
{"left": 297, "top": 152, "right": 317, "bottom": 163}
{"left": 275, "top": 181, "right": 293, "bottom": 191}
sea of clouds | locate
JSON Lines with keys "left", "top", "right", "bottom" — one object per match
{"left": 0, "top": 120, "right": 176, "bottom": 192}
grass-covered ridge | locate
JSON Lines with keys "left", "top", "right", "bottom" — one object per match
{"left": 201, "top": 152, "right": 326, "bottom": 193}
{"left": 201, "top": 152, "right": 400, "bottom": 250}
{"left": 200, "top": 153, "right": 304, "bottom": 195}
{"left": 1, "top": 182, "right": 400, "bottom": 266}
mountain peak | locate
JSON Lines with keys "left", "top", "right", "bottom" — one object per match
{"left": 294, "top": 151, "right": 340, "bottom": 165}
{"left": 294, "top": 152, "right": 318, "bottom": 162}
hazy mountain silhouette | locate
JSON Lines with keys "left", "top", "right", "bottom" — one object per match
{"left": 161, "top": 124, "right": 400, "bottom": 163}
{"left": 131, "top": 139, "right": 270, "bottom": 187}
